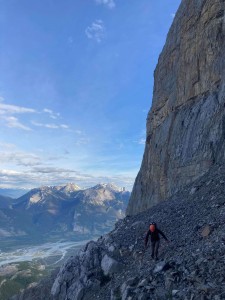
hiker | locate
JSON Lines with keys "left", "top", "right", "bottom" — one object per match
{"left": 145, "top": 222, "right": 169, "bottom": 260}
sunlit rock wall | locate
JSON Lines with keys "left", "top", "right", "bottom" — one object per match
{"left": 127, "top": 0, "right": 225, "bottom": 215}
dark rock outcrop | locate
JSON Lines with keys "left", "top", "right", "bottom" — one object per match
{"left": 127, "top": 0, "right": 225, "bottom": 215}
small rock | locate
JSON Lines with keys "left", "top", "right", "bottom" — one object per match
{"left": 108, "top": 245, "right": 115, "bottom": 252}
{"left": 129, "top": 245, "right": 134, "bottom": 251}
{"left": 172, "top": 289, "right": 179, "bottom": 296}
{"left": 190, "top": 187, "right": 197, "bottom": 195}
{"left": 153, "top": 261, "right": 167, "bottom": 273}
{"left": 137, "top": 279, "right": 148, "bottom": 287}
{"left": 126, "top": 277, "right": 139, "bottom": 287}
{"left": 201, "top": 225, "right": 211, "bottom": 237}
{"left": 145, "top": 285, "right": 155, "bottom": 291}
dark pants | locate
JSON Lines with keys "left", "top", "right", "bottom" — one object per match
{"left": 151, "top": 240, "right": 160, "bottom": 258}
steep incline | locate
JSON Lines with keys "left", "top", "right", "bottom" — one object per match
{"left": 127, "top": 0, "right": 225, "bottom": 215}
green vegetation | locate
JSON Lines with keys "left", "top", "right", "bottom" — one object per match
{"left": 0, "top": 260, "right": 50, "bottom": 300}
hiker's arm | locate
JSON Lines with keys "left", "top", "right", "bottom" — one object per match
{"left": 158, "top": 229, "right": 169, "bottom": 241}
{"left": 145, "top": 230, "right": 150, "bottom": 247}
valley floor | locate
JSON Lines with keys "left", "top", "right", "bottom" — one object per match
{"left": 0, "top": 240, "right": 88, "bottom": 300}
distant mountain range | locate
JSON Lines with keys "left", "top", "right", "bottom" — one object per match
{"left": 0, "top": 183, "right": 130, "bottom": 242}
{"left": 0, "top": 188, "right": 29, "bottom": 198}
{"left": 0, "top": 195, "right": 14, "bottom": 209}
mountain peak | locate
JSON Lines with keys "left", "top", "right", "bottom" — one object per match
{"left": 94, "top": 183, "right": 122, "bottom": 192}
{"left": 58, "top": 183, "right": 81, "bottom": 193}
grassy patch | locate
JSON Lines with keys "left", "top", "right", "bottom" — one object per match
{"left": 0, "top": 261, "right": 50, "bottom": 300}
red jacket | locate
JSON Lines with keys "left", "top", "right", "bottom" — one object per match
{"left": 145, "top": 228, "right": 168, "bottom": 246}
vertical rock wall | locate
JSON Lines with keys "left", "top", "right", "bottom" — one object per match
{"left": 127, "top": 0, "right": 225, "bottom": 215}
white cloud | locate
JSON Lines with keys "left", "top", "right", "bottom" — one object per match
{"left": 0, "top": 102, "right": 36, "bottom": 115}
{"left": 0, "top": 143, "right": 135, "bottom": 190}
{"left": 0, "top": 142, "right": 16, "bottom": 150}
{"left": 0, "top": 166, "right": 134, "bottom": 191}
{"left": 138, "top": 138, "right": 145, "bottom": 145}
{"left": 75, "top": 137, "right": 90, "bottom": 146}
{"left": 0, "top": 99, "right": 70, "bottom": 133}
{"left": 2, "top": 116, "right": 32, "bottom": 131}
{"left": 85, "top": 20, "right": 106, "bottom": 43}
{"left": 43, "top": 108, "right": 60, "bottom": 119}
{"left": 95, "top": 0, "right": 115, "bottom": 9}
{"left": 45, "top": 123, "right": 59, "bottom": 129}
{"left": 0, "top": 169, "right": 21, "bottom": 176}
{"left": 32, "top": 166, "right": 76, "bottom": 174}
{"left": 60, "top": 124, "right": 69, "bottom": 129}
{"left": 0, "top": 98, "right": 36, "bottom": 130}
{"left": 132, "top": 129, "right": 146, "bottom": 145}
{"left": 31, "top": 121, "right": 69, "bottom": 129}
{"left": 0, "top": 150, "right": 42, "bottom": 167}
{"left": 171, "top": 13, "right": 176, "bottom": 18}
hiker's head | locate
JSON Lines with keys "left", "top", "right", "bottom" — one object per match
{"left": 149, "top": 223, "right": 156, "bottom": 232}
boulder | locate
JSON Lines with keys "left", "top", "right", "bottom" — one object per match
{"left": 101, "top": 254, "right": 123, "bottom": 276}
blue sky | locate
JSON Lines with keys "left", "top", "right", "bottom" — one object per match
{"left": 0, "top": 0, "right": 181, "bottom": 190}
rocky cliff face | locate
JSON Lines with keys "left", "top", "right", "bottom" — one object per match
{"left": 127, "top": 0, "right": 225, "bottom": 215}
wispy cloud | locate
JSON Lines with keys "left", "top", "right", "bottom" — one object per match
{"left": 0, "top": 169, "right": 21, "bottom": 176}
{"left": 0, "top": 98, "right": 67, "bottom": 131}
{"left": 0, "top": 102, "right": 36, "bottom": 115}
{"left": 171, "top": 13, "right": 176, "bottom": 18}
{"left": 0, "top": 142, "right": 17, "bottom": 150}
{"left": 85, "top": 20, "right": 106, "bottom": 43}
{"left": 32, "top": 166, "right": 75, "bottom": 173}
{"left": 60, "top": 124, "right": 69, "bottom": 129}
{"left": 95, "top": 0, "right": 115, "bottom": 9}
{"left": 0, "top": 141, "right": 134, "bottom": 190}
{"left": 138, "top": 138, "right": 145, "bottom": 145}
{"left": 75, "top": 136, "right": 90, "bottom": 146}
{"left": 0, "top": 149, "right": 42, "bottom": 167}
{"left": 43, "top": 108, "right": 60, "bottom": 119}
{"left": 133, "top": 129, "right": 146, "bottom": 145}
{"left": 2, "top": 116, "right": 32, "bottom": 131}
{"left": 31, "top": 121, "right": 69, "bottom": 129}
{"left": 0, "top": 166, "right": 134, "bottom": 190}
{"left": 0, "top": 98, "right": 35, "bottom": 130}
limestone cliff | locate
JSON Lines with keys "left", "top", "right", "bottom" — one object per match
{"left": 127, "top": 0, "right": 225, "bottom": 215}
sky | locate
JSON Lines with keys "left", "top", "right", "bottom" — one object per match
{"left": 0, "top": 0, "right": 181, "bottom": 191}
